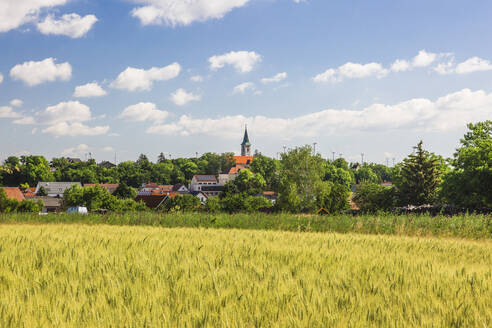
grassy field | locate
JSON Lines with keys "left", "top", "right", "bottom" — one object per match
{"left": 1, "top": 212, "right": 491, "bottom": 239}
{"left": 0, "top": 224, "right": 490, "bottom": 327}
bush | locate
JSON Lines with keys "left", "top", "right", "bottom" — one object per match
{"left": 161, "top": 194, "right": 201, "bottom": 212}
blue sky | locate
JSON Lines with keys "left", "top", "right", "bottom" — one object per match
{"left": 1, "top": 0, "right": 491, "bottom": 164}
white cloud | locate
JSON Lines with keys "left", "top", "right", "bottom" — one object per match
{"left": 37, "top": 13, "right": 98, "bottom": 38}
{"left": 261, "top": 72, "right": 287, "bottom": 84}
{"left": 119, "top": 102, "right": 169, "bottom": 123}
{"left": 73, "top": 82, "right": 107, "bottom": 98}
{"left": 38, "top": 101, "right": 92, "bottom": 125}
{"left": 62, "top": 144, "right": 90, "bottom": 157}
{"left": 0, "top": 106, "right": 21, "bottom": 118}
{"left": 16, "top": 101, "right": 109, "bottom": 137}
{"left": 13, "top": 116, "right": 36, "bottom": 125}
{"left": 390, "top": 59, "right": 411, "bottom": 72}
{"left": 42, "top": 122, "right": 109, "bottom": 137}
{"left": 131, "top": 0, "right": 249, "bottom": 26}
{"left": 412, "top": 50, "right": 437, "bottom": 68}
{"left": 190, "top": 75, "right": 203, "bottom": 82}
{"left": 10, "top": 57, "right": 71, "bottom": 86}
{"left": 0, "top": 73, "right": 3, "bottom": 83}
{"left": 10, "top": 99, "right": 23, "bottom": 107}
{"left": 110, "top": 62, "right": 181, "bottom": 91}
{"left": 108, "top": 133, "right": 120, "bottom": 137}
{"left": 147, "top": 89, "right": 492, "bottom": 138}
{"left": 233, "top": 82, "right": 255, "bottom": 94}
{"left": 101, "top": 146, "right": 114, "bottom": 152}
{"left": 313, "top": 63, "right": 387, "bottom": 83}
{"left": 209, "top": 51, "right": 261, "bottom": 73}
{"left": 170, "top": 88, "right": 201, "bottom": 106}
{"left": 455, "top": 57, "right": 492, "bottom": 74}
{"left": 0, "top": 0, "right": 68, "bottom": 33}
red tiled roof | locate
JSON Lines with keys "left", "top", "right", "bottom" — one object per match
{"left": 135, "top": 195, "right": 168, "bottom": 209}
{"left": 234, "top": 156, "right": 253, "bottom": 165}
{"left": 228, "top": 165, "right": 246, "bottom": 174}
{"left": 1, "top": 188, "right": 25, "bottom": 202}
{"left": 193, "top": 175, "right": 217, "bottom": 182}
{"left": 22, "top": 187, "right": 37, "bottom": 198}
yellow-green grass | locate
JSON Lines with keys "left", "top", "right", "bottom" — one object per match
{"left": 0, "top": 225, "right": 490, "bottom": 327}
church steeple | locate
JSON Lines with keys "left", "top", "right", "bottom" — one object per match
{"left": 241, "top": 125, "right": 251, "bottom": 156}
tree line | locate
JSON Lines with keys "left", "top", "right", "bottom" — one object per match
{"left": 1, "top": 120, "right": 490, "bottom": 213}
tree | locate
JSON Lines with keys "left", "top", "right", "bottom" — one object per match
{"left": 37, "top": 186, "right": 48, "bottom": 196}
{"left": 161, "top": 194, "right": 200, "bottom": 212}
{"left": 157, "top": 152, "right": 167, "bottom": 163}
{"left": 394, "top": 141, "right": 443, "bottom": 206}
{"left": 440, "top": 121, "right": 492, "bottom": 207}
{"left": 113, "top": 182, "right": 137, "bottom": 199}
{"left": 353, "top": 183, "right": 396, "bottom": 212}
{"left": 251, "top": 155, "right": 280, "bottom": 190}
{"left": 279, "top": 145, "right": 325, "bottom": 211}
{"left": 19, "top": 155, "right": 54, "bottom": 186}
{"left": 63, "top": 185, "right": 145, "bottom": 212}
{"left": 355, "top": 166, "right": 379, "bottom": 184}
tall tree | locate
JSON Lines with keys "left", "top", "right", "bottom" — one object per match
{"left": 394, "top": 141, "right": 443, "bottom": 205}
{"left": 440, "top": 121, "right": 492, "bottom": 207}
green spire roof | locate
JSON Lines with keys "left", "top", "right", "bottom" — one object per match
{"left": 241, "top": 126, "right": 251, "bottom": 146}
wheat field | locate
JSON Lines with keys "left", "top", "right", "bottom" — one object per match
{"left": 0, "top": 224, "right": 490, "bottom": 327}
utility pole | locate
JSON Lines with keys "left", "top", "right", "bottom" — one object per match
{"left": 313, "top": 142, "right": 317, "bottom": 155}
{"left": 386, "top": 158, "right": 389, "bottom": 167}
{"left": 392, "top": 158, "right": 396, "bottom": 166}
{"left": 332, "top": 152, "right": 335, "bottom": 162}
{"left": 195, "top": 152, "right": 198, "bottom": 159}
{"left": 361, "top": 153, "right": 364, "bottom": 165}
{"left": 339, "top": 153, "right": 342, "bottom": 159}
{"left": 283, "top": 146, "right": 286, "bottom": 153}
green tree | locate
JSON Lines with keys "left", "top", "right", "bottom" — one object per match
{"left": 37, "top": 186, "right": 48, "bottom": 196}
{"left": 19, "top": 155, "right": 54, "bottom": 186}
{"left": 162, "top": 194, "right": 200, "bottom": 212}
{"left": 395, "top": 141, "right": 443, "bottom": 206}
{"left": 353, "top": 183, "right": 396, "bottom": 212}
{"left": 440, "top": 121, "right": 492, "bottom": 207}
{"left": 251, "top": 155, "right": 280, "bottom": 190}
{"left": 355, "top": 166, "right": 379, "bottom": 184}
{"left": 112, "top": 182, "right": 137, "bottom": 199}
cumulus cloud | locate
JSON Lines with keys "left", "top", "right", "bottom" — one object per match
{"left": 209, "top": 51, "right": 261, "bottom": 73}
{"left": 73, "top": 82, "right": 107, "bottom": 98}
{"left": 313, "top": 63, "right": 387, "bottom": 83}
{"left": 10, "top": 57, "right": 71, "bottom": 86}
{"left": 190, "top": 75, "right": 203, "bottom": 82}
{"left": 147, "top": 89, "right": 492, "bottom": 138}
{"left": 42, "top": 122, "right": 109, "bottom": 137}
{"left": 455, "top": 57, "right": 492, "bottom": 74}
{"left": 14, "top": 101, "right": 109, "bottom": 136}
{"left": 0, "top": 0, "right": 68, "bottom": 33}
{"left": 390, "top": 59, "right": 411, "bottom": 72}
{"left": 110, "top": 62, "right": 181, "bottom": 91}
{"left": 10, "top": 99, "right": 23, "bottom": 107}
{"left": 170, "top": 89, "right": 201, "bottom": 106}
{"left": 233, "top": 82, "right": 256, "bottom": 94}
{"left": 13, "top": 116, "right": 36, "bottom": 125}
{"left": 37, "top": 13, "right": 98, "bottom": 38}
{"left": 412, "top": 50, "right": 437, "bottom": 68}
{"left": 0, "top": 106, "right": 21, "bottom": 118}
{"left": 119, "top": 102, "right": 169, "bottom": 123}
{"left": 61, "top": 144, "right": 90, "bottom": 157}
{"left": 131, "top": 0, "right": 249, "bottom": 26}
{"left": 261, "top": 72, "right": 287, "bottom": 84}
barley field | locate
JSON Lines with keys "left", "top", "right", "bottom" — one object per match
{"left": 0, "top": 225, "right": 490, "bottom": 327}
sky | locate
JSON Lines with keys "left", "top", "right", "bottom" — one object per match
{"left": 1, "top": 0, "right": 491, "bottom": 164}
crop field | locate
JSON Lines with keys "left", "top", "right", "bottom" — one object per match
{"left": 0, "top": 224, "right": 490, "bottom": 327}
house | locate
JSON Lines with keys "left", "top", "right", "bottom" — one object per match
{"left": 381, "top": 181, "right": 393, "bottom": 187}
{"left": 218, "top": 173, "right": 237, "bottom": 185}
{"left": 98, "top": 161, "right": 116, "bottom": 169}
{"left": 26, "top": 196, "right": 63, "bottom": 213}
{"left": 84, "top": 184, "right": 119, "bottom": 194}
{"left": 190, "top": 191, "right": 208, "bottom": 204}
{"left": 1, "top": 187, "right": 25, "bottom": 201}
{"left": 189, "top": 175, "right": 219, "bottom": 192}
{"left": 134, "top": 194, "right": 169, "bottom": 209}
{"left": 139, "top": 183, "right": 189, "bottom": 195}
{"left": 201, "top": 185, "right": 225, "bottom": 198}
{"left": 21, "top": 187, "right": 37, "bottom": 198}
{"left": 35, "top": 182, "right": 81, "bottom": 197}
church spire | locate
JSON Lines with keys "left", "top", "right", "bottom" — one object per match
{"left": 241, "top": 125, "right": 251, "bottom": 156}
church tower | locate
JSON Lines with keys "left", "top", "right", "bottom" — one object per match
{"left": 241, "top": 126, "right": 251, "bottom": 156}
